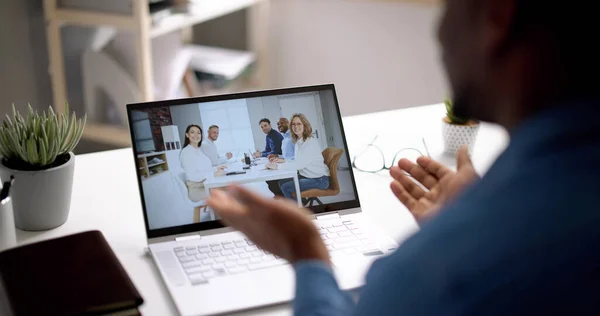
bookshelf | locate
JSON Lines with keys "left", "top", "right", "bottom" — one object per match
{"left": 137, "top": 151, "right": 169, "bottom": 179}
{"left": 43, "top": 0, "right": 271, "bottom": 147}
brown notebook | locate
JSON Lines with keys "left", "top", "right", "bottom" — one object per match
{"left": 0, "top": 230, "right": 143, "bottom": 315}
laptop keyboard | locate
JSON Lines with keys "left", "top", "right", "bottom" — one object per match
{"left": 319, "top": 220, "right": 384, "bottom": 257}
{"left": 174, "top": 239, "right": 287, "bottom": 285}
{"left": 174, "top": 220, "right": 384, "bottom": 285}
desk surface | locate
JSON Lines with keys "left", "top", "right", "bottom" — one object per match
{"left": 205, "top": 161, "right": 296, "bottom": 187}
{"left": 15, "top": 103, "right": 508, "bottom": 315}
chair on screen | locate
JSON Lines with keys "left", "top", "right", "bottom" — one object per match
{"left": 173, "top": 171, "right": 208, "bottom": 223}
{"left": 296, "top": 147, "right": 344, "bottom": 207}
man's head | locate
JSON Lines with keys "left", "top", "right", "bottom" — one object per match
{"left": 208, "top": 125, "right": 219, "bottom": 141}
{"left": 277, "top": 118, "right": 289, "bottom": 133}
{"left": 259, "top": 118, "right": 271, "bottom": 134}
{"left": 439, "top": 0, "right": 599, "bottom": 129}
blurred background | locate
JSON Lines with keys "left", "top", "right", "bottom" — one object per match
{"left": 0, "top": 0, "right": 446, "bottom": 154}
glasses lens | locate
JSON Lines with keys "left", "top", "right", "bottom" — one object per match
{"left": 391, "top": 148, "right": 424, "bottom": 167}
{"left": 353, "top": 146, "right": 385, "bottom": 172}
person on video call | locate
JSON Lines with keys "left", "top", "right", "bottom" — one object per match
{"left": 253, "top": 118, "right": 283, "bottom": 158}
{"left": 207, "top": 1, "right": 600, "bottom": 315}
{"left": 201, "top": 125, "right": 233, "bottom": 166}
{"left": 180, "top": 124, "right": 226, "bottom": 203}
{"left": 268, "top": 118, "right": 295, "bottom": 161}
{"left": 266, "top": 117, "right": 296, "bottom": 197}
{"left": 266, "top": 114, "right": 330, "bottom": 200}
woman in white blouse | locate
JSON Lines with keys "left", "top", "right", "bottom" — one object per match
{"left": 266, "top": 113, "right": 330, "bottom": 200}
{"left": 180, "top": 124, "right": 225, "bottom": 202}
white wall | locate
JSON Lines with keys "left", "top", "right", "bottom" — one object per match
{"left": 320, "top": 90, "right": 349, "bottom": 169}
{"left": 269, "top": 0, "right": 447, "bottom": 117}
{"left": 247, "top": 96, "right": 282, "bottom": 151}
{"left": 170, "top": 103, "right": 202, "bottom": 144}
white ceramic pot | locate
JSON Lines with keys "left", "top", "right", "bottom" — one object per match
{"left": 442, "top": 118, "right": 480, "bottom": 156}
{"left": 0, "top": 152, "right": 75, "bottom": 231}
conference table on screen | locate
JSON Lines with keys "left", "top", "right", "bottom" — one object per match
{"left": 204, "top": 157, "right": 302, "bottom": 208}
{"left": 14, "top": 103, "right": 509, "bottom": 315}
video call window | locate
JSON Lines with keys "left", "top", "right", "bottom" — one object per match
{"left": 132, "top": 90, "right": 357, "bottom": 230}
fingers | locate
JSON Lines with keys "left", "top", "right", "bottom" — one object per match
{"left": 390, "top": 180, "right": 418, "bottom": 211}
{"left": 390, "top": 166, "right": 427, "bottom": 199}
{"left": 396, "top": 159, "right": 438, "bottom": 189}
{"left": 207, "top": 189, "right": 247, "bottom": 226}
{"left": 227, "top": 185, "right": 295, "bottom": 213}
{"left": 456, "top": 145, "right": 473, "bottom": 171}
{"left": 416, "top": 156, "right": 453, "bottom": 179}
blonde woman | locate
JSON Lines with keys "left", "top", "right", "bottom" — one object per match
{"left": 180, "top": 124, "right": 225, "bottom": 202}
{"left": 266, "top": 113, "right": 330, "bottom": 200}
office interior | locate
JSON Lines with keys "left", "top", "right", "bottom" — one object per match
{"left": 0, "top": 0, "right": 450, "bottom": 313}
{"left": 1, "top": 0, "right": 445, "bottom": 153}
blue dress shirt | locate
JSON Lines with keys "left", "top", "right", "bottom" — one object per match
{"left": 262, "top": 129, "right": 284, "bottom": 157}
{"left": 280, "top": 130, "right": 295, "bottom": 159}
{"left": 293, "top": 100, "right": 600, "bottom": 315}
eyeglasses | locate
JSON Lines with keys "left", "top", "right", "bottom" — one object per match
{"left": 352, "top": 136, "right": 431, "bottom": 174}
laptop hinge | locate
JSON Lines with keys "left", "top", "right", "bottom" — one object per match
{"left": 175, "top": 234, "right": 201, "bottom": 242}
{"left": 316, "top": 212, "right": 340, "bottom": 220}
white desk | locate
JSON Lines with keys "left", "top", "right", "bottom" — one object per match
{"left": 205, "top": 160, "right": 302, "bottom": 205}
{"left": 15, "top": 103, "right": 508, "bottom": 315}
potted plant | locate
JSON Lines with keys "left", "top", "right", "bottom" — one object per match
{"left": 442, "top": 98, "right": 480, "bottom": 156}
{"left": 0, "top": 104, "right": 86, "bottom": 231}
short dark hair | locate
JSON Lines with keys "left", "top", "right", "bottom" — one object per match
{"left": 259, "top": 118, "right": 270, "bottom": 125}
{"left": 208, "top": 125, "right": 219, "bottom": 130}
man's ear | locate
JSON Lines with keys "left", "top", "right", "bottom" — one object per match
{"left": 482, "top": 0, "right": 518, "bottom": 60}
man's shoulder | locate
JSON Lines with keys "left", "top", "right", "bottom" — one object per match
{"left": 270, "top": 130, "right": 284, "bottom": 139}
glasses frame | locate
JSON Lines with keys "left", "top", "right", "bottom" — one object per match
{"left": 352, "top": 136, "right": 431, "bottom": 174}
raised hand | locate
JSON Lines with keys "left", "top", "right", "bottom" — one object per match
{"left": 390, "top": 145, "right": 479, "bottom": 223}
{"left": 207, "top": 186, "right": 329, "bottom": 264}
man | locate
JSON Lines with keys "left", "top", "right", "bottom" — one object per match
{"left": 209, "top": 1, "right": 600, "bottom": 315}
{"left": 268, "top": 117, "right": 295, "bottom": 161}
{"left": 266, "top": 118, "right": 296, "bottom": 197}
{"left": 254, "top": 118, "right": 283, "bottom": 158}
{"left": 200, "top": 125, "right": 232, "bottom": 166}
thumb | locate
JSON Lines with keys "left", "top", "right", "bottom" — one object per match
{"left": 456, "top": 145, "right": 473, "bottom": 171}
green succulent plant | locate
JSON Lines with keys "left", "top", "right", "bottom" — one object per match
{"left": 444, "top": 98, "right": 469, "bottom": 125}
{"left": 0, "top": 103, "right": 86, "bottom": 169}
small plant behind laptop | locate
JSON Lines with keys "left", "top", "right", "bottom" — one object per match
{"left": 0, "top": 104, "right": 86, "bottom": 231}
{"left": 442, "top": 98, "right": 480, "bottom": 156}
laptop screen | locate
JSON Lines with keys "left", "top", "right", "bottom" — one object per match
{"left": 127, "top": 84, "right": 360, "bottom": 238}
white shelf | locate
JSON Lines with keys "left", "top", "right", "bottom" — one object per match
{"left": 44, "top": 0, "right": 271, "bottom": 146}
{"left": 54, "top": 8, "right": 137, "bottom": 30}
{"left": 147, "top": 161, "right": 167, "bottom": 168}
{"left": 137, "top": 151, "right": 166, "bottom": 158}
{"left": 150, "top": 0, "right": 260, "bottom": 38}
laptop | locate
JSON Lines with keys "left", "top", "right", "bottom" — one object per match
{"left": 127, "top": 84, "right": 398, "bottom": 316}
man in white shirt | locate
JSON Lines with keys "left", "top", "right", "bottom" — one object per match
{"left": 275, "top": 118, "right": 295, "bottom": 160}
{"left": 201, "top": 125, "right": 232, "bottom": 166}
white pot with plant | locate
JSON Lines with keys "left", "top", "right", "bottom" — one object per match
{"left": 442, "top": 98, "right": 480, "bottom": 156}
{"left": 0, "top": 104, "right": 86, "bottom": 231}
